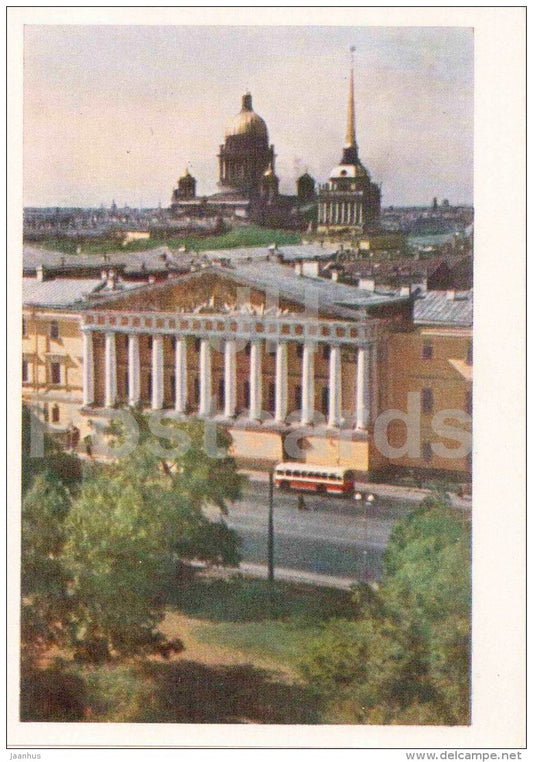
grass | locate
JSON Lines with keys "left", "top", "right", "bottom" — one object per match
{"left": 191, "top": 619, "right": 320, "bottom": 669}
{"left": 25, "top": 225, "right": 301, "bottom": 256}
{"left": 165, "top": 573, "right": 355, "bottom": 623}
{"left": 23, "top": 574, "right": 353, "bottom": 723}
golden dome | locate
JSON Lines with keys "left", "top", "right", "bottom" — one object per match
{"left": 225, "top": 93, "right": 268, "bottom": 140}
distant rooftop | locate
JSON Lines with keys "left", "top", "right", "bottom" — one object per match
{"left": 414, "top": 290, "right": 472, "bottom": 326}
{"left": 23, "top": 278, "right": 105, "bottom": 308}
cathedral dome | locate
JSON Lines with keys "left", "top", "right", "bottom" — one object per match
{"left": 225, "top": 93, "right": 268, "bottom": 141}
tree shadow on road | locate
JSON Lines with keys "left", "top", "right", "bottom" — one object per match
{"left": 134, "top": 659, "right": 321, "bottom": 724}
{"left": 166, "top": 573, "right": 354, "bottom": 624}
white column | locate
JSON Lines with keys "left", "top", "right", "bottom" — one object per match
{"left": 224, "top": 339, "right": 237, "bottom": 418}
{"left": 127, "top": 334, "right": 140, "bottom": 406}
{"left": 249, "top": 340, "right": 263, "bottom": 420}
{"left": 328, "top": 344, "right": 342, "bottom": 428}
{"left": 356, "top": 344, "right": 370, "bottom": 431}
{"left": 174, "top": 336, "right": 188, "bottom": 413}
{"left": 301, "top": 342, "right": 315, "bottom": 425}
{"left": 151, "top": 335, "right": 164, "bottom": 410}
{"left": 82, "top": 329, "right": 94, "bottom": 406}
{"left": 274, "top": 341, "right": 288, "bottom": 423}
{"left": 199, "top": 338, "right": 212, "bottom": 416}
{"left": 104, "top": 331, "right": 117, "bottom": 408}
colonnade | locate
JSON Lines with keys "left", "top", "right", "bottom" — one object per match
{"left": 82, "top": 330, "right": 375, "bottom": 431}
{"left": 318, "top": 200, "right": 362, "bottom": 226}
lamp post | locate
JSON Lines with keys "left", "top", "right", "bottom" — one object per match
{"left": 267, "top": 470, "right": 275, "bottom": 583}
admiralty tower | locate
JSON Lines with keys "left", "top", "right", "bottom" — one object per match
{"left": 317, "top": 54, "right": 381, "bottom": 233}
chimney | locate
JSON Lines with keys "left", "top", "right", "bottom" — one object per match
{"left": 36, "top": 265, "right": 47, "bottom": 282}
{"left": 359, "top": 277, "right": 375, "bottom": 292}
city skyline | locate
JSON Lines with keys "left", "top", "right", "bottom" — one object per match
{"left": 24, "top": 25, "right": 474, "bottom": 209}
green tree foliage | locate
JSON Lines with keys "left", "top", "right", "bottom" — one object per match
{"left": 300, "top": 496, "right": 471, "bottom": 725}
{"left": 21, "top": 472, "right": 73, "bottom": 662}
{"left": 60, "top": 413, "right": 243, "bottom": 660}
{"left": 21, "top": 403, "right": 82, "bottom": 495}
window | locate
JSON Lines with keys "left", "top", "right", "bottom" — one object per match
{"left": 22, "top": 317, "right": 27, "bottom": 337}
{"left": 466, "top": 341, "right": 473, "bottom": 366}
{"left": 218, "top": 378, "right": 225, "bottom": 409}
{"left": 244, "top": 380, "right": 250, "bottom": 407}
{"left": 43, "top": 403, "right": 49, "bottom": 423}
{"left": 194, "top": 338, "right": 201, "bottom": 353}
{"left": 322, "top": 344, "right": 330, "bottom": 361}
{"left": 421, "top": 341, "right": 433, "bottom": 360}
{"left": 268, "top": 382, "right": 275, "bottom": 411}
{"left": 465, "top": 390, "right": 472, "bottom": 416}
{"left": 50, "top": 361, "right": 61, "bottom": 385}
{"left": 296, "top": 344, "right": 304, "bottom": 359}
{"left": 49, "top": 320, "right": 59, "bottom": 339}
{"left": 294, "top": 384, "right": 302, "bottom": 409}
{"left": 422, "top": 441, "right": 433, "bottom": 462}
{"left": 193, "top": 377, "right": 200, "bottom": 404}
{"left": 51, "top": 404, "right": 60, "bottom": 423}
{"left": 421, "top": 387, "right": 433, "bottom": 415}
{"left": 244, "top": 342, "right": 251, "bottom": 357}
{"left": 147, "top": 336, "right": 153, "bottom": 351}
{"left": 321, "top": 386, "right": 329, "bottom": 415}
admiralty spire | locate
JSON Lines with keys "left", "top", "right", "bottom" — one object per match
{"left": 317, "top": 49, "right": 381, "bottom": 233}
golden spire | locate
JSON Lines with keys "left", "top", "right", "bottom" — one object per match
{"left": 345, "top": 46, "right": 356, "bottom": 148}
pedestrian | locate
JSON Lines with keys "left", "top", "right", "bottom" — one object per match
{"left": 297, "top": 494, "right": 306, "bottom": 511}
{"left": 83, "top": 433, "right": 93, "bottom": 459}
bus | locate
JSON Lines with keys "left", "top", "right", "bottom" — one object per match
{"left": 274, "top": 463, "right": 356, "bottom": 496}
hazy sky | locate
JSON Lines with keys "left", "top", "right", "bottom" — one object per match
{"left": 23, "top": 25, "right": 473, "bottom": 208}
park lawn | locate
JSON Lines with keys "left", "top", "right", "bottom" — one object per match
{"left": 27, "top": 225, "right": 301, "bottom": 256}
{"left": 33, "top": 575, "right": 354, "bottom": 724}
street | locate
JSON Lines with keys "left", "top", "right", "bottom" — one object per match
{"left": 211, "top": 480, "right": 415, "bottom": 584}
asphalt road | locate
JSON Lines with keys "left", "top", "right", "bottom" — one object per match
{"left": 213, "top": 481, "right": 415, "bottom": 583}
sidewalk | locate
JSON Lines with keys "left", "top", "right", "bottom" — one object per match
{"left": 208, "top": 562, "right": 357, "bottom": 591}
{"left": 239, "top": 469, "right": 472, "bottom": 510}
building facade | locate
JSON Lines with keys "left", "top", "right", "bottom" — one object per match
{"left": 23, "top": 259, "right": 472, "bottom": 478}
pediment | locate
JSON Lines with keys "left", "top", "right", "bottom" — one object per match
{"left": 95, "top": 269, "right": 304, "bottom": 317}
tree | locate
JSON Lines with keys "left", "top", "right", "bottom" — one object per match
{"left": 21, "top": 472, "right": 73, "bottom": 663}
{"left": 299, "top": 496, "right": 471, "bottom": 724}
{"left": 60, "top": 413, "right": 243, "bottom": 661}
{"left": 21, "top": 403, "right": 81, "bottom": 496}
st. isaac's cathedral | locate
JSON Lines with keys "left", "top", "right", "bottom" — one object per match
{"left": 170, "top": 62, "right": 381, "bottom": 233}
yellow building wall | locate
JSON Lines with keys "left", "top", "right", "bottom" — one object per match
{"left": 384, "top": 328, "right": 472, "bottom": 473}
{"left": 228, "top": 428, "right": 283, "bottom": 462}
{"left": 22, "top": 310, "right": 85, "bottom": 430}
{"left": 304, "top": 434, "right": 370, "bottom": 472}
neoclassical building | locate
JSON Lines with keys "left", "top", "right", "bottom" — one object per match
{"left": 23, "top": 256, "right": 472, "bottom": 476}
{"left": 317, "top": 61, "right": 381, "bottom": 233}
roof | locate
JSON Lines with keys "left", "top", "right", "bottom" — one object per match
{"left": 224, "top": 260, "right": 410, "bottom": 315}
{"left": 414, "top": 290, "right": 473, "bottom": 326}
{"left": 23, "top": 245, "right": 191, "bottom": 276}
{"left": 23, "top": 278, "right": 105, "bottom": 308}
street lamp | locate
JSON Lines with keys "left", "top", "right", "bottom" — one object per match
{"left": 267, "top": 470, "right": 274, "bottom": 584}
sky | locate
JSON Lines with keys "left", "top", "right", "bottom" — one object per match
{"left": 23, "top": 25, "right": 474, "bottom": 208}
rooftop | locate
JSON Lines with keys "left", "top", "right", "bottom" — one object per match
{"left": 414, "top": 290, "right": 473, "bottom": 326}
{"left": 23, "top": 278, "right": 106, "bottom": 308}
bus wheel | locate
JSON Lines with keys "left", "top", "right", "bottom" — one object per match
{"left": 316, "top": 484, "right": 327, "bottom": 495}
{"left": 280, "top": 481, "right": 290, "bottom": 491}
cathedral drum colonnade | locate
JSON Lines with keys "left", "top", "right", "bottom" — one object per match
{"left": 81, "top": 310, "right": 379, "bottom": 433}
